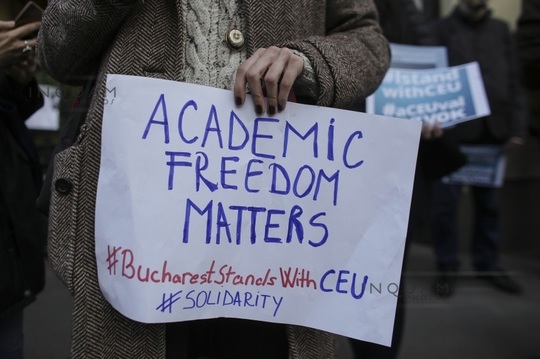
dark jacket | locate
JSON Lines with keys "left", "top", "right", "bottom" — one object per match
{"left": 516, "top": 0, "right": 540, "bottom": 90}
{"left": 374, "top": 0, "right": 433, "bottom": 46}
{"left": 373, "top": 0, "right": 465, "bottom": 179}
{"left": 516, "top": 0, "right": 540, "bottom": 134}
{"left": 431, "top": 7, "right": 527, "bottom": 144}
{"left": 0, "top": 71, "right": 47, "bottom": 319}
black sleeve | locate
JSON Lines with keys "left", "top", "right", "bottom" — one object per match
{"left": 0, "top": 71, "right": 44, "bottom": 121}
{"left": 374, "top": 0, "right": 434, "bottom": 45}
{"left": 516, "top": 0, "right": 540, "bottom": 90}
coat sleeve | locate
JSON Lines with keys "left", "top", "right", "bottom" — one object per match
{"left": 283, "top": 0, "right": 390, "bottom": 109}
{"left": 516, "top": 0, "right": 540, "bottom": 90}
{"left": 37, "top": 0, "right": 140, "bottom": 85}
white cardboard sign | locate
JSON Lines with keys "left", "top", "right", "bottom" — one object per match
{"left": 95, "top": 74, "right": 421, "bottom": 346}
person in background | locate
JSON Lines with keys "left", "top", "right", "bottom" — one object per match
{"left": 374, "top": 0, "right": 433, "bottom": 46}
{"left": 516, "top": 0, "right": 540, "bottom": 137}
{"left": 0, "top": 19, "right": 46, "bottom": 359}
{"left": 348, "top": 1, "right": 455, "bottom": 358}
{"left": 36, "top": 1, "right": 390, "bottom": 358}
{"left": 429, "top": 0, "right": 527, "bottom": 297}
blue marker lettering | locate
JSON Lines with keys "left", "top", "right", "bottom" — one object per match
{"left": 269, "top": 163, "right": 290, "bottom": 195}
{"left": 183, "top": 199, "right": 213, "bottom": 244}
{"left": 264, "top": 209, "right": 285, "bottom": 243}
{"left": 252, "top": 117, "right": 278, "bottom": 159}
{"left": 343, "top": 131, "right": 364, "bottom": 169}
{"left": 308, "top": 212, "right": 328, "bottom": 247}
{"left": 286, "top": 205, "right": 304, "bottom": 243}
{"left": 165, "top": 151, "right": 192, "bottom": 190}
{"left": 195, "top": 151, "right": 218, "bottom": 192}
{"left": 178, "top": 100, "right": 198, "bottom": 144}
{"left": 201, "top": 104, "right": 224, "bottom": 148}
{"left": 292, "top": 165, "right": 315, "bottom": 199}
{"left": 228, "top": 110, "right": 249, "bottom": 150}
{"left": 220, "top": 156, "right": 239, "bottom": 190}
{"left": 313, "top": 170, "right": 339, "bottom": 206}
{"left": 283, "top": 121, "right": 318, "bottom": 159}
{"left": 245, "top": 159, "right": 264, "bottom": 193}
{"left": 216, "top": 202, "right": 233, "bottom": 244}
{"left": 142, "top": 94, "right": 170, "bottom": 143}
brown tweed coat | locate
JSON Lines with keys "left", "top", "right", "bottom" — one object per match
{"left": 37, "top": 0, "right": 390, "bottom": 358}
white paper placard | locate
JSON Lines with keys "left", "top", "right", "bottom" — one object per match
{"left": 95, "top": 74, "right": 422, "bottom": 346}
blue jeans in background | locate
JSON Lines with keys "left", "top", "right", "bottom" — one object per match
{"left": 430, "top": 180, "right": 500, "bottom": 272}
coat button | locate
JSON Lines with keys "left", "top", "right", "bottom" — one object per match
{"left": 55, "top": 178, "right": 73, "bottom": 195}
{"left": 226, "top": 29, "right": 245, "bottom": 50}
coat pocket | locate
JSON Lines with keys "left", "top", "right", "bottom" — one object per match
{"left": 48, "top": 145, "right": 82, "bottom": 295}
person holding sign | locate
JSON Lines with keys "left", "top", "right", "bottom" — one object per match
{"left": 350, "top": 1, "right": 453, "bottom": 359}
{"left": 36, "top": 1, "right": 390, "bottom": 358}
{"left": 429, "top": 0, "right": 527, "bottom": 297}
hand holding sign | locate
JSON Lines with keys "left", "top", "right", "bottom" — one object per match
{"left": 234, "top": 47, "right": 304, "bottom": 115}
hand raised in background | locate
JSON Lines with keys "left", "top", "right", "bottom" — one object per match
{"left": 0, "top": 20, "right": 41, "bottom": 68}
{"left": 421, "top": 121, "right": 444, "bottom": 140}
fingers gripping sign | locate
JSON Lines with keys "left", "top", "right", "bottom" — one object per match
{"left": 234, "top": 47, "right": 304, "bottom": 115}
{"left": 420, "top": 120, "right": 444, "bottom": 140}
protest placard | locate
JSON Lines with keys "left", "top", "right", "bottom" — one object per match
{"left": 366, "top": 62, "right": 490, "bottom": 128}
{"left": 95, "top": 74, "right": 421, "bottom": 346}
{"left": 442, "top": 145, "right": 506, "bottom": 187}
{"left": 389, "top": 43, "right": 448, "bottom": 69}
